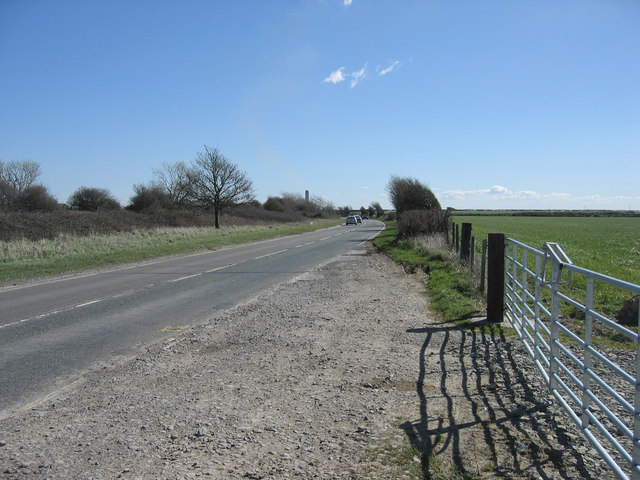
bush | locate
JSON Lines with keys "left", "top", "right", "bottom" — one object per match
{"left": 68, "top": 186, "right": 121, "bottom": 211}
{"left": 14, "top": 185, "right": 59, "bottom": 212}
{"left": 397, "top": 209, "right": 450, "bottom": 239}
{"left": 387, "top": 176, "right": 440, "bottom": 214}
{"left": 263, "top": 193, "right": 323, "bottom": 218}
{"left": 128, "top": 184, "right": 173, "bottom": 212}
{"left": 0, "top": 180, "right": 18, "bottom": 209}
{"left": 263, "top": 196, "right": 287, "bottom": 212}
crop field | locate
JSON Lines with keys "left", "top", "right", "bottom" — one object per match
{"left": 452, "top": 214, "right": 640, "bottom": 321}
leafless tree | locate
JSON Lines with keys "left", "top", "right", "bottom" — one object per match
{"left": 0, "top": 159, "right": 41, "bottom": 192}
{"left": 152, "top": 161, "right": 193, "bottom": 208}
{"left": 190, "top": 146, "right": 255, "bottom": 228}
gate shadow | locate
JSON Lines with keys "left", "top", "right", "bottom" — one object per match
{"left": 401, "top": 322, "right": 595, "bottom": 479}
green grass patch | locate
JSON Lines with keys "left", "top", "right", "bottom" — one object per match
{"left": 373, "top": 442, "right": 425, "bottom": 479}
{"left": 0, "top": 219, "right": 341, "bottom": 282}
{"left": 374, "top": 222, "right": 487, "bottom": 327}
{"left": 452, "top": 215, "right": 640, "bottom": 320}
{"left": 452, "top": 215, "right": 640, "bottom": 285}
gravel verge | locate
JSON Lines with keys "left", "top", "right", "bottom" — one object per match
{"left": 0, "top": 244, "right": 620, "bottom": 479}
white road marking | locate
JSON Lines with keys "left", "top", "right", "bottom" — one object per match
{"left": 254, "top": 249, "right": 288, "bottom": 260}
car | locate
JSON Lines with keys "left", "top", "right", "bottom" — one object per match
{"left": 362, "top": 214, "right": 369, "bottom": 220}
{"left": 355, "top": 215, "right": 362, "bottom": 223}
{"left": 346, "top": 215, "right": 358, "bottom": 225}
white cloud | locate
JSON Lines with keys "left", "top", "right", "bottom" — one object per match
{"left": 350, "top": 64, "right": 367, "bottom": 88}
{"left": 325, "top": 58, "right": 403, "bottom": 88}
{"left": 377, "top": 60, "right": 400, "bottom": 76}
{"left": 323, "top": 67, "right": 346, "bottom": 84}
{"left": 323, "top": 64, "right": 368, "bottom": 88}
{"left": 438, "top": 185, "right": 640, "bottom": 209}
{"left": 489, "top": 185, "right": 511, "bottom": 195}
{"left": 343, "top": 0, "right": 353, "bottom": 5}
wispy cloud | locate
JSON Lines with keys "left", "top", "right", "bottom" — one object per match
{"left": 323, "top": 67, "right": 346, "bottom": 84}
{"left": 324, "top": 59, "right": 403, "bottom": 88}
{"left": 343, "top": 0, "right": 353, "bottom": 6}
{"left": 350, "top": 63, "right": 367, "bottom": 88}
{"left": 377, "top": 60, "right": 401, "bottom": 76}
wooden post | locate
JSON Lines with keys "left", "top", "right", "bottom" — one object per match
{"left": 455, "top": 224, "right": 459, "bottom": 253}
{"left": 460, "top": 223, "right": 472, "bottom": 261}
{"left": 487, "top": 233, "right": 505, "bottom": 323}
{"left": 470, "top": 236, "right": 475, "bottom": 272}
{"left": 450, "top": 222, "right": 455, "bottom": 248}
{"left": 480, "top": 239, "right": 487, "bottom": 292}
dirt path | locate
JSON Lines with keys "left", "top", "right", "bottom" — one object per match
{"left": 0, "top": 244, "right": 614, "bottom": 479}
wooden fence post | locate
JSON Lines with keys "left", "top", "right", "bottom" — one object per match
{"left": 487, "top": 233, "right": 505, "bottom": 323}
{"left": 470, "top": 236, "right": 475, "bottom": 272}
{"left": 455, "top": 224, "right": 459, "bottom": 253}
{"left": 451, "top": 222, "right": 455, "bottom": 247}
{"left": 480, "top": 239, "right": 487, "bottom": 293}
{"left": 460, "top": 223, "right": 472, "bottom": 261}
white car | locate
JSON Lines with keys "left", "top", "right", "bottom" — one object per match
{"left": 346, "top": 215, "right": 358, "bottom": 225}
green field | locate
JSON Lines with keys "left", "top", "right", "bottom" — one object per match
{"left": 452, "top": 215, "right": 640, "bottom": 320}
{"left": 453, "top": 216, "right": 640, "bottom": 284}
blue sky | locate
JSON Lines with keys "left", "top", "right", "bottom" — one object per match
{"left": 1, "top": 0, "right": 638, "bottom": 211}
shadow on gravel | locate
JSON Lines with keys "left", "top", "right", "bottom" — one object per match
{"left": 401, "top": 323, "right": 596, "bottom": 480}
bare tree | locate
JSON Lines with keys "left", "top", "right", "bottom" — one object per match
{"left": 190, "top": 146, "right": 255, "bottom": 228}
{"left": 0, "top": 159, "right": 41, "bottom": 192}
{"left": 152, "top": 161, "right": 193, "bottom": 208}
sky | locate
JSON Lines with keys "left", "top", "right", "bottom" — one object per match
{"left": 1, "top": 0, "right": 639, "bottom": 211}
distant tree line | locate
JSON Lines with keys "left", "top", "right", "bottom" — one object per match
{"left": 2, "top": 148, "right": 391, "bottom": 229}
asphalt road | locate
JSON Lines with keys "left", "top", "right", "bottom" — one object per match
{"left": 0, "top": 220, "right": 384, "bottom": 415}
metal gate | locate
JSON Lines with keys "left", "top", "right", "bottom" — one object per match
{"left": 504, "top": 238, "right": 640, "bottom": 480}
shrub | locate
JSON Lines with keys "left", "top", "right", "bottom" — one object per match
{"left": 397, "top": 209, "right": 450, "bottom": 239}
{"left": 263, "top": 193, "right": 323, "bottom": 218}
{"left": 0, "top": 180, "right": 18, "bottom": 209}
{"left": 128, "top": 184, "right": 173, "bottom": 212}
{"left": 263, "top": 196, "right": 287, "bottom": 212}
{"left": 68, "top": 186, "right": 121, "bottom": 211}
{"left": 387, "top": 175, "right": 440, "bottom": 214}
{"left": 14, "top": 185, "right": 59, "bottom": 212}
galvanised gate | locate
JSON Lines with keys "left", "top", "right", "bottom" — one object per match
{"left": 503, "top": 238, "right": 640, "bottom": 480}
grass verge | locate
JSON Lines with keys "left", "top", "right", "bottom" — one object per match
{"left": 373, "top": 221, "right": 487, "bottom": 326}
{"left": 0, "top": 219, "right": 341, "bottom": 282}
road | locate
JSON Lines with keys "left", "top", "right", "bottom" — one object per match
{"left": 0, "top": 220, "right": 384, "bottom": 415}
